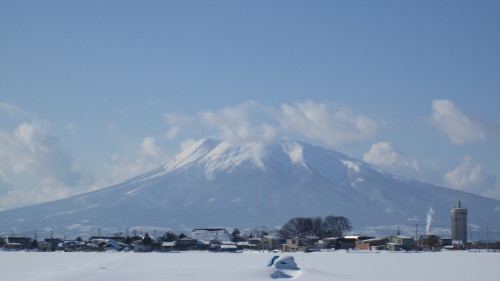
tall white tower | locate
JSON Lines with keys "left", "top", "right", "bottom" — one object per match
{"left": 451, "top": 201, "right": 467, "bottom": 244}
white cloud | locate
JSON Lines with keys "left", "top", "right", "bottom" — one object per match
{"left": 443, "top": 156, "right": 498, "bottom": 199}
{"left": 279, "top": 101, "right": 379, "bottom": 147}
{"left": 163, "top": 113, "right": 195, "bottom": 139}
{"left": 163, "top": 100, "right": 380, "bottom": 156}
{"left": 161, "top": 101, "right": 381, "bottom": 170}
{"left": 66, "top": 122, "right": 78, "bottom": 134}
{"left": 104, "top": 137, "right": 170, "bottom": 184}
{"left": 0, "top": 102, "right": 28, "bottom": 117}
{"left": 196, "top": 102, "right": 278, "bottom": 168}
{"left": 140, "top": 137, "right": 166, "bottom": 158}
{"left": 363, "top": 142, "right": 420, "bottom": 178}
{"left": 429, "top": 100, "right": 486, "bottom": 145}
{"left": 180, "top": 138, "right": 198, "bottom": 151}
{"left": 363, "top": 143, "right": 500, "bottom": 200}
{"left": 0, "top": 120, "right": 86, "bottom": 210}
{"left": 163, "top": 101, "right": 379, "bottom": 148}
{"left": 199, "top": 101, "right": 277, "bottom": 144}
{"left": 364, "top": 142, "right": 419, "bottom": 170}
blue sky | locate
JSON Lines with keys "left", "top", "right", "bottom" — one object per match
{"left": 1, "top": 0, "right": 499, "bottom": 210}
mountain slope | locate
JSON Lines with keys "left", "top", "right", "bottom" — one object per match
{"left": 1, "top": 138, "right": 499, "bottom": 238}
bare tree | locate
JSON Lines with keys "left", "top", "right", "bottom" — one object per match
{"left": 311, "top": 217, "right": 323, "bottom": 237}
{"left": 323, "top": 215, "right": 352, "bottom": 237}
{"left": 278, "top": 215, "right": 353, "bottom": 239}
{"left": 163, "top": 231, "right": 177, "bottom": 242}
{"left": 280, "top": 217, "right": 313, "bottom": 238}
{"left": 231, "top": 228, "right": 243, "bottom": 242}
{"left": 250, "top": 226, "right": 269, "bottom": 238}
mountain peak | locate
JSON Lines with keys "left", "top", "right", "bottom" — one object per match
{"left": 160, "top": 138, "right": 222, "bottom": 172}
{"left": 2, "top": 137, "right": 498, "bottom": 240}
{"left": 155, "top": 138, "right": 363, "bottom": 181}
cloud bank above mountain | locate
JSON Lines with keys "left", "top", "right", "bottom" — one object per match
{"left": 1, "top": 99, "right": 498, "bottom": 211}
{"left": 164, "top": 100, "right": 380, "bottom": 147}
{"left": 0, "top": 119, "right": 87, "bottom": 210}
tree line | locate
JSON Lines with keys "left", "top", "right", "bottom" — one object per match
{"left": 98, "top": 215, "right": 352, "bottom": 245}
{"left": 277, "top": 215, "right": 352, "bottom": 239}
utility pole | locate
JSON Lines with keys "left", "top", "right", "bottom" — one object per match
{"left": 486, "top": 226, "right": 489, "bottom": 252}
{"left": 415, "top": 224, "right": 419, "bottom": 248}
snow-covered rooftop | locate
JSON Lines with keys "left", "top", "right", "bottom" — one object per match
{"left": 191, "top": 228, "right": 233, "bottom": 244}
{"left": 161, "top": 242, "right": 177, "bottom": 247}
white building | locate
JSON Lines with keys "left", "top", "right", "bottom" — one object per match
{"left": 451, "top": 201, "right": 467, "bottom": 244}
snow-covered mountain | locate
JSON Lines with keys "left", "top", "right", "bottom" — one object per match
{"left": 1, "top": 138, "right": 499, "bottom": 238}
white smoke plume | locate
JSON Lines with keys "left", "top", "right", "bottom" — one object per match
{"left": 426, "top": 207, "right": 435, "bottom": 234}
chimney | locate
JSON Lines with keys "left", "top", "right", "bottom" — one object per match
{"left": 457, "top": 201, "right": 461, "bottom": 208}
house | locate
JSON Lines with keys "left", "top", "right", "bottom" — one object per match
{"left": 161, "top": 241, "right": 177, "bottom": 251}
{"left": 387, "top": 236, "right": 414, "bottom": 251}
{"left": 89, "top": 238, "right": 125, "bottom": 252}
{"left": 3, "top": 243, "right": 24, "bottom": 251}
{"left": 42, "top": 238, "right": 63, "bottom": 251}
{"left": 191, "top": 228, "right": 233, "bottom": 245}
{"left": 209, "top": 239, "right": 222, "bottom": 251}
{"left": 235, "top": 241, "right": 251, "bottom": 250}
{"left": 443, "top": 240, "right": 465, "bottom": 250}
{"left": 305, "top": 236, "right": 320, "bottom": 244}
{"left": 176, "top": 237, "right": 198, "bottom": 251}
{"left": 220, "top": 243, "right": 238, "bottom": 252}
{"left": 420, "top": 234, "right": 441, "bottom": 251}
{"left": 336, "top": 238, "right": 352, "bottom": 250}
{"left": 260, "top": 236, "right": 282, "bottom": 251}
{"left": 62, "top": 241, "right": 95, "bottom": 252}
{"left": 355, "top": 238, "right": 389, "bottom": 251}
{"left": 132, "top": 240, "right": 151, "bottom": 252}
{"left": 89, "top": 236, "right": 126, "bottom": 243}
{"left": 386, "top": 242, "right": 402, "bottom": 251}
{"left": 318, "top": 236, "right": 366, "bottom": 250}
{"left": 440, "top": 238, "right": 453, "bottom": 247}
{"left": 247, "top": 237, "right": 261, "bottom": 249}
{"left": 283, "top": 238, "right": 315, "bottom": 252}
{"left": 3, "top": 237, "right": 33, "bottom": 250}
{"left": 62, "top": 240, "right": 80, "bottom": 252}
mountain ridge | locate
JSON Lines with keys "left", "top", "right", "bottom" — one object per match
{"left": 1, "top": 138, "right": 499, "bottom": 238}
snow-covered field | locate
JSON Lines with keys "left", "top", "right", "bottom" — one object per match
{"left": 2, "top": 250, "right": 499, "bottom": 281}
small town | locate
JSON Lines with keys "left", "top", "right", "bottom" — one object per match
{"left": 2, "top": 202, "right": 498, "bottom": 253}
{"left": 2, "top": 228, "right": 498, "bottom": 254}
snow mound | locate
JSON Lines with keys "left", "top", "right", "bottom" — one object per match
{"left": 268, "top": 255, "right": 302, "bottom": 279}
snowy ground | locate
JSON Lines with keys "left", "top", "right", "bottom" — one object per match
{"left": 2, "top": 250, "right": 499, "bottom": 281}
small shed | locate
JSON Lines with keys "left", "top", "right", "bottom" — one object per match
{"left": 220, "top": 243, "right": 238, "bottom": 252}
{"left": 161, "top": 241, "right": 177, "bottom": 251}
